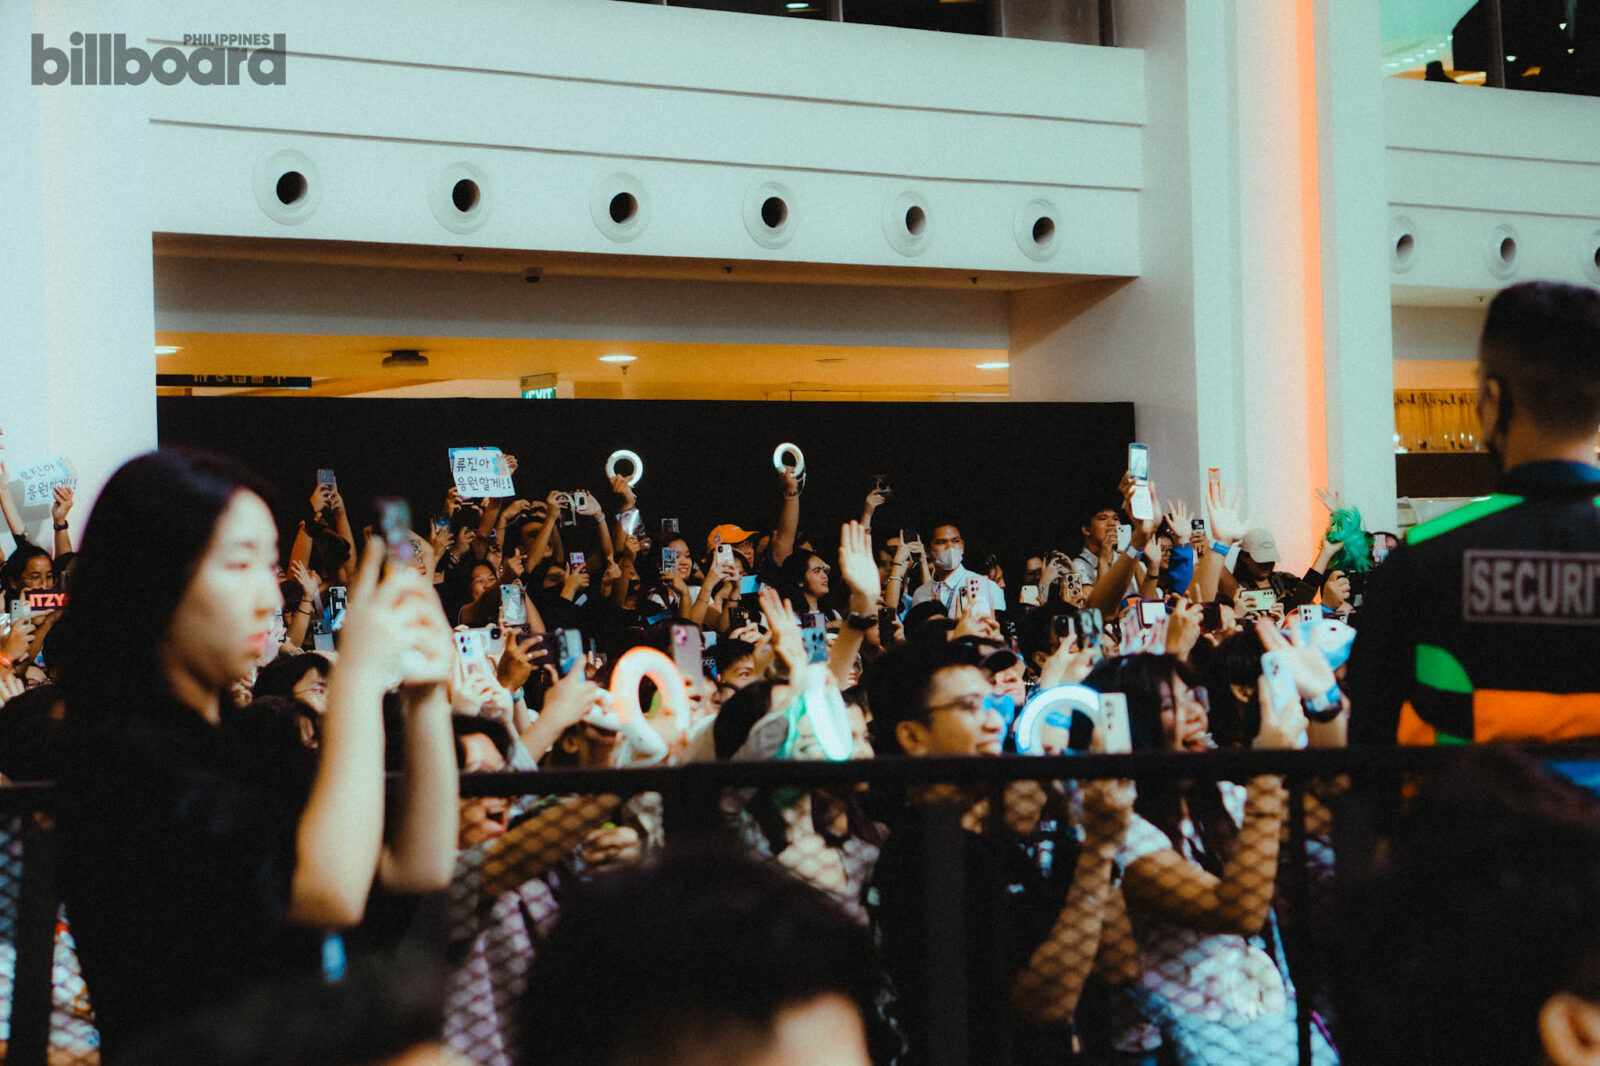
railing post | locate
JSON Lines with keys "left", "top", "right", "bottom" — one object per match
{"left": 1285, "top": 777, "right": 1313, "bottom": 1066}
{"left": 924, "top": 801, "right": 970, "bottom": 1066}
{"left": 10, "top": 816, "right": 59, "bottom": 1066}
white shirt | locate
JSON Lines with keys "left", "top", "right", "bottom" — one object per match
{"left": 909, "top": 563, "right": 1007, "bottom": 613}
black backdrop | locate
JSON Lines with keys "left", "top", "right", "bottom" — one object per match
{"left": 157, "top": 397, "right": 1135, "bottom": 575}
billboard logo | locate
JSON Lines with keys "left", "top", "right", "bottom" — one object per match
{"left": 31, "top": 32, "right": 286, "bottom": 86}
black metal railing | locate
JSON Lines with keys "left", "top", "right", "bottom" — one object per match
{"left": 7, "top": 743, "right": 1600, "bottom": 1066}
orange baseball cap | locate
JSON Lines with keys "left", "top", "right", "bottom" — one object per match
{"left": 707, "top": 524, "right": 758, "bottom": 552}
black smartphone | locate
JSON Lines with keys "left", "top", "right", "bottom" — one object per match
{"left": 727, "top": 606, "right": 750, "bottom": 632}
{"left": 661, "top": 517, "right": 680, "bottom": 538}
{"left": 1199, "top": 601, "right": 1224, "bottom": 631}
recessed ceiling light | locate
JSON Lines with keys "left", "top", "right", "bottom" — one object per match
{"left": 976, "top": 361, "right": 1010, "bottom": 370}
{"left": 155, "top": 345, "right": 181, "bottom": 355}
{"left": 599, "top": 354, "right": 637, "bottom": 364}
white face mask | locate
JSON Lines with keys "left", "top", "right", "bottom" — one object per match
{"left": 933, "top": 546, "right": 963, "bottom": 571}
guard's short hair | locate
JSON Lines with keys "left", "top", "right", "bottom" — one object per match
{"left": 1480, "top": 281, "right": 1600, "bottom": 438}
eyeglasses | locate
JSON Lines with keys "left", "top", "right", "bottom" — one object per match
{"left": 925, "top": 693, "right": 995, "bottom": 719}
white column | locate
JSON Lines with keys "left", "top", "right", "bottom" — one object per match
{"left": 1010, "top": 0, "right": 1394, "bottom": 571}
{"left": 1315, "top": 0, "right": 1399, "bottom": 531}
{"left": 0, "top": 0, "right": 157, "bottom": 552}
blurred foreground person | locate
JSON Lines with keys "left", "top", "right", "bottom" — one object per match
{"left": 54, "top": 450, "right": 459, "bottom": 1060}
{"left": 518, "top": 846, "right": 878, "bottom": 1066}
{"left": 1336, "top": 749, "right": 1600, "bottom": 1066}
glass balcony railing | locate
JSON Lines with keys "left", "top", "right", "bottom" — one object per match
{"left": 1382, "top": 0, "right": 1600, "bottom": 97}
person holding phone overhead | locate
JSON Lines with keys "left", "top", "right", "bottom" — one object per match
{"left": 51, "top": 449, "right": 460, "bottom": 1059}
{"left": 1347, "top": 281, "right": 1600, "bottom": 747}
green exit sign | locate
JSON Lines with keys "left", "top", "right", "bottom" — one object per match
{"left": 521, "top": 386, "right": 557, "bottom": 400}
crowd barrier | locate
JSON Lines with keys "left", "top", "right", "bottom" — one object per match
{"left": 5, "top": 743, "right": 1598, "bottom": 1066}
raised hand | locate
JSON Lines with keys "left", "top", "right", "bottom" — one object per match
{"left": 836, "top": 520, "right": 880, "bottom": 611}
{"left": 1252, "top": 658, "right": 1310, "bottom": 750}
{"left": 337, "top": 539, "right": 454, "bottom": 689}
{"left": 1165, "top": 599, "right": 1204, "bottom": 659}
{"left": 608, "top": 475, "right": 637, "bottom": 512}
{"left": 758, "top": 585, "right": 805, "bottom": 677}
{"left": 0, "top": 671, "right": 23, "bottom": 710}
{"left": 1205, "top": 478, "right": 1252, "bottom": 547}
{"left": 1255, "top": 617, "right": 1338, "bottom": 701}
{"left": 1164, "top": 499, "right": 1192, "bottom": 538}
{"left": 1315, "top": 488, "right": 1344, "bottom": 513}
{"left": 51, "top": 485, "right": 74, "bottom": 525}
{"left": 574, "top": 491, "right": 603, "bottom": 519}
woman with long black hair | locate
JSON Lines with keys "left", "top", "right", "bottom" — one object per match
{"left": 53, "top": 449, "right": 459, "bottom": 1059}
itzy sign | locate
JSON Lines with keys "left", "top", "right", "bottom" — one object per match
{"left": 449, "top": 447, "right": 514, "bottom": 498}
{"left": 14, "top": 458, "right": 77, "bottom": 508}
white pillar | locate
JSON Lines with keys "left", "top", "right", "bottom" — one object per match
{"left": 0, "top": 0, "right": 157, "bottom": 552}
{"left": 1010, "top": 0, "right": 1395, "bottom": 571}
{"left": 1315, "top": 0, "right": 1400, "bottom": 531}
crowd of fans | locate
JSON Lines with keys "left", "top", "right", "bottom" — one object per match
{"left": 0, "top": 280, "right": 1598, "bottom": 1066}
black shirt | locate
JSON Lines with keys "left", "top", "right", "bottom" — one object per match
{"left": 57, "top": 695, "right": 322, "bottom": 1057}
{"left": 870, "top": 800, "right": 1073, "bottom": 1066}
{"left": 1346, "top": 461, "right": 1600, "bottom": 745}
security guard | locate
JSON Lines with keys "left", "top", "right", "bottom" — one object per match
{"left": 1347, "top": 281, "right": 1600, "bottom": 745}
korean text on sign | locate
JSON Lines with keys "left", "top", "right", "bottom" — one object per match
{"left": 15, "top": 458, "right": 77, "bottom": 508}
{"left": 448, "top": 447, "right": 515, "bottom": 498}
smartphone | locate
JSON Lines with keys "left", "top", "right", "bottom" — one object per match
{"left": 1116, "top": 524, "right": 1132, "bottom": 552}
{"left": 660, "top": 546, "right": 678, "bottom": 576}
{"left": 1293, "top": 604, "right": 1320, "bottom": 627}
{"left": 873, "top": 474, "right": 894, "bottom": 501}
{"left": 1063, "top": 571, "right": 1084, "bottom": 598}
{"left": 1019, "top": 585, "right": 1040, "bottom": 607}
{"left": 1080, "top": 608, "right": 1104, "bottom": 649}
{"left": 1051, "top": 611, "right": 1077, "bottom": 644}
{"left": 375, "top": 498, "right": 416, "bottom": 569}
{"left": 455, "top": 630, "right": 487, "bottom": 677}
{"left": 1138, "top": 599, "right": 1168, "bottom": 627}
{"left": 501, "top": 585, "right": 527, "bottom": 626}
{"left": 316, "top": 468, "right": 336, "bottom": 489}
{"left": 555, "top": 628, "right": 585, "bottom": 677}
{"left": 1095, "top": 692, "right": 1132, "bottom": 755}
{"left": 801, "top": 619, "right": 829, "bottom": 665}
{"left": 1261, "top": 650, "right": 1299, "bottom": 710}
{"left": 670, "top": 622, "right": 704, "bottom": 679}
{"left": 569, "top": 551, "right": 586, "bottom": 571}
{"left": 1345, "top": 571, "right": 1371, "bottom": 610}
{"left": 619, "top": 509, "right": 642, "bottom": 537}
{"left": 326, "top": 586, "right": 348, "bottom": 631}
{"left": 963, "top": 576, "right": 986, "bottom": 615}
{"left": 557, "top": 494, "right": 577, "bottom": 526}
{"left": 433, "top": 514, "right": 450, "bottom": 535}
{"left": 571, "top": 490, "right": 590, "bottom": 513}
{"left": 1191, "top": 517, "right": 1207, "bottom": 539}
{"left": 1199, "top": 602, "right": 1223, "bottom": 631}
{"left": 661, "top": 517, "right": 680, "bottom": 538}
{"left": 702, "top": 654, "right": 720, "bottom": 679}
{"left": 902, "top": 527, "right": 921, "bottom": 547}
{"left": 10, "top": 598, "right": 31, "bottom": 622}
{"left": 1238, "top": 588, "right": 1277, "bottom": 613}
{"left": 1128, "top": 444, "right": 1153, "bottom": 521}
{"left": 727, "top": 606, "right": 750, "bottom": 632}
{"left": 716, "top": 543, "right": 734, "bottom": 567}
{"left": 878, "top": 607, "right": 897, "bottom": 634}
